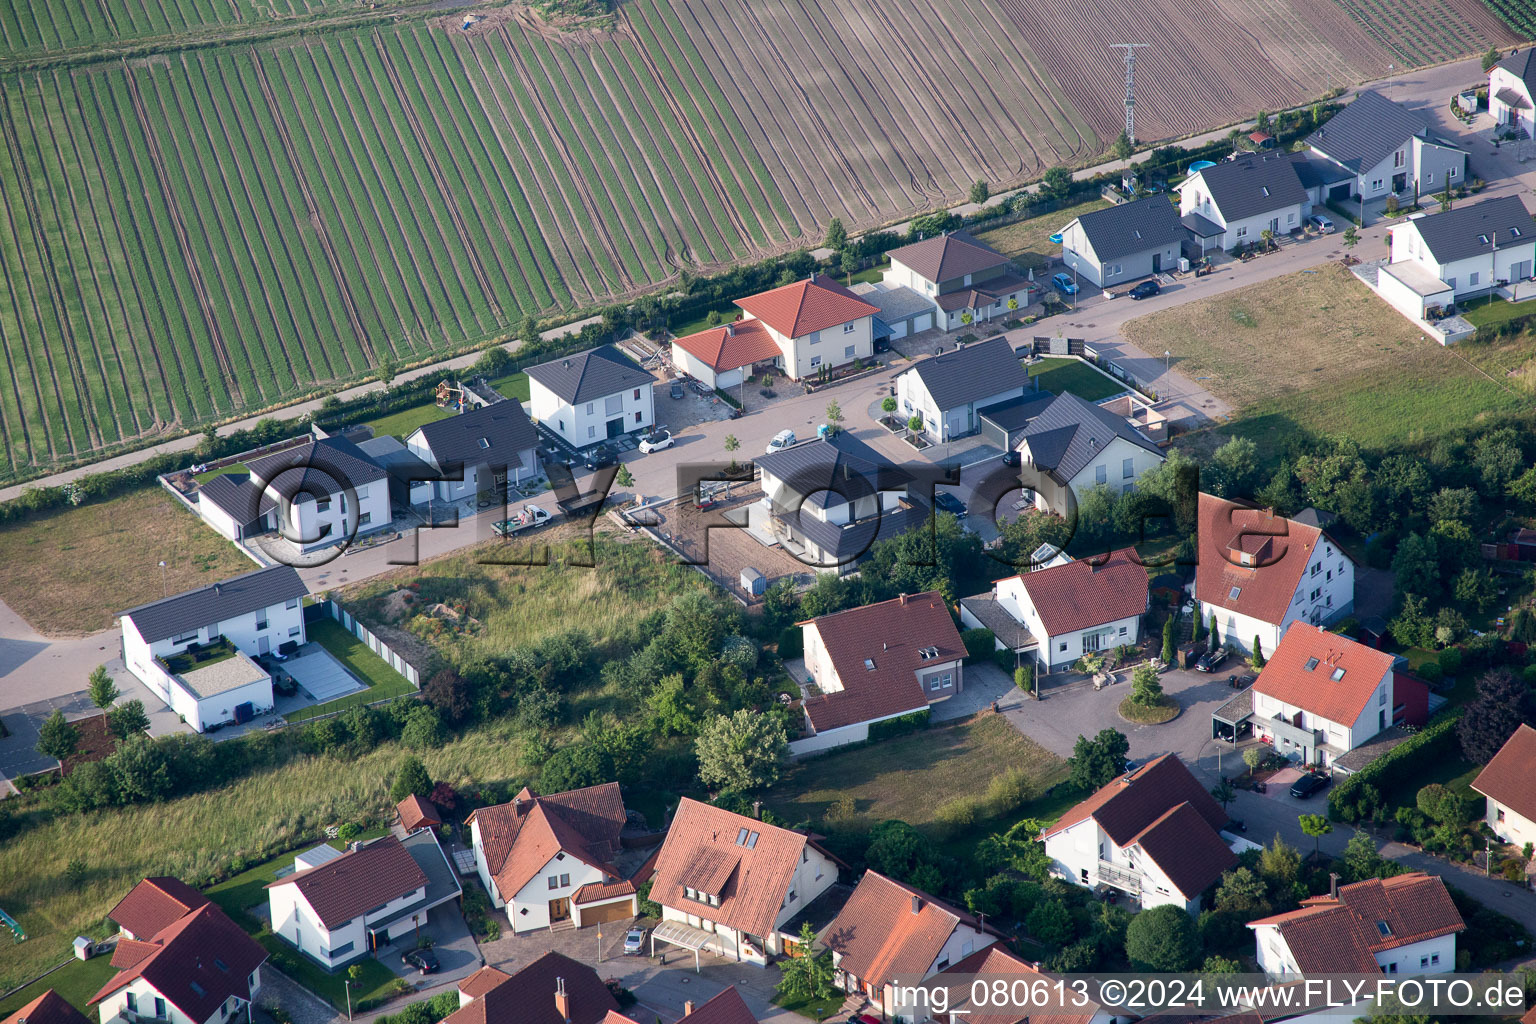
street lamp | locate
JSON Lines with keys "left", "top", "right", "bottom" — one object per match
{"left": 158, "top": 560, "right": 167, "bottom": 597}
{"left": 1164, "top": 350, "right": 1171, "bottom": 375}
{"left": 344, "top": 978, "right": 353, "bottom": 1022}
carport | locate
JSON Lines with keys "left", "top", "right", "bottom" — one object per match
{"left": 1212, "top": 687, "right": 1254, "bottom": 743}
{"left": 649, "top": 920, "right": 731, "bottom": 973}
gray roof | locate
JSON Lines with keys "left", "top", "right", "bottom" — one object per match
{"left": 978, "top": 391, "right": 1055, "bottom": 433}
{"left": 1292, "top": 506, "right": 1340, "bottom": 530}
{"left": 524, "top": 344, "right": 652, "bottom": 405}
{"left": 1181, "top": 211, "right": 1224, "bottom": 238}
{"left": 1307, "top": 90, "right": 1429, "bottom": 174}
{"left": 757, "top": 432, "right": 911, "bottom": 512}
{"left": 245, "top": 435, "right": 387, "bottom": 501}
{"left": 198, "top": 473, "right": 274, "bottom": 523}
{"left": 849, "top": 282, "right": 935, "bottom": 322}
{"left": 1497, "top": 49, "right": 1536, "bottom": 90}
{"left": 1019, "top": 391, "right": 1163, "bottom": 484}
{"left": 121, "top": 565, "right": 307, "bottom": 644}
{"left": 904, "top": 337, "right": 1030, "bottom": 411}
{"left": 1289, "top": 152, "right": 1353, "bottom": 191}
{"left": 778, "top": 492, "right": 929, "bottom": 560}
{"left": 885, "top": 230, "right": 1011, "bottom": 283}
{"left": 1408, "top": 195, "right": 1535, "bottom": 265}
{"left": 410, "top": 401, "right": 537, "bottom": 471}
{"left": 1068, "top": 195, "right": 1184, "bottom": 263}
{"left": 357, "top": 435, "right": 436, "bottom": 487}
{"left": 1188, "top": 153, "right": 1307, "bottom": 223}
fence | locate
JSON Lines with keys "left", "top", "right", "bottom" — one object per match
{"left": 321, "top": 601, "right": 423, "bottom": 687}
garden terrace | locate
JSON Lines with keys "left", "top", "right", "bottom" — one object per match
{"left": 158, "top": 636, "right": 239, "bottom": 676}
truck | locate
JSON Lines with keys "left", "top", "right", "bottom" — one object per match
{"left": 491, "top": 504, "right": 552, "bottom": 536}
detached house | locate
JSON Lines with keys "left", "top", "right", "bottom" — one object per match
{"left": 824, "top": 871, "right": 998, "bottom": 1021}
{"left": 266, "top": 832, "right": 461, "bottom": 969}
{"left": 1490, "top": 49, "right": 1536, "bottom": 140}
{"left": 1383, "top": 196, "right": 1536, "bottom": 318}
{"left": 599, "top": 988, "right": 758, "bottom": 1024}
{"left": 649, "top": 798, "right": 842, "bottom": 965}
{"left": 444, "top": 951, "right": 619, "bottom": 1024}
{"left": 730, "top": 274, "right": 881, "bottom": 380}
{"left": 5, "top": 992, "right": 89, "bottom": 1024}
{"left": 1176, "top": 152, "right": 1309, "bottom": 251}
{"left": 1249, "top": 873, "right": 1464, "bottom": 979}
{"left": 669, "top": 318, "right": 784, "bottom": 391}
{"left": 961, "top": 547, "right": 1148, "bottom": 675}
{"left": 794, "top": 591, "right": 965, "bottom": 753}
{"left": 526, "top": 345, "right": 655, "bottom": 449}
{"left": 466, "top": 783, "right": 636, "bottom": 933}
{"left": 405, "top": 400, "right": 541, "bottom": 500}
{"left": 1196, "top": 493, "right": 1356, "bottom": 658}
{"left": 1306, "top": 90, "right": 1466, "bottom": 204}
{"left": 119, "top": 565, "right": 308, "bottom": 732}
{"left": 1059, "top": 195, "right": 1185, "bottom": 287}
{"left": 1015, "top": 392, "right": 1165, "bottom": 515}
{"left": 92, "top": 879, "right": 266, "bottom": 1024}
{"left": 928, "top": 946, "right": 1111, "bottom": 1024}
{"left": 1472, "top": 723, "right": 1536, "bottom": 848}
{"left": 247, "top": 435, "right": 391, "bottom": 552}
{"left": 1039, "top": 754, "right": 1239, "bottom": 913}
{"left": 883, "top": 232, "right": 1034, "bottom": 331}
{"left": 893, "top": 337, "right": 1032, "bottom": 443}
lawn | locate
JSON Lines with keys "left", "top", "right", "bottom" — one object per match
{"left": 668, "top": 304, "right": 741, "bottom": 339}
{"left": 362, "top": 401, "right": 453, "bottom": 441}
{"left": 0, "top": 954, "right": 118, "bottom": 1018}
{"left": 972, "top": 198, "right": 1112, "bottom": 272}
{"left": 1029, "top": 357, "right": 1125, "bottom": 401}
{"left": 1122, "top": 263, "right": 1535, "bottom": 458}
{"left": 774, "top": 990, "right": 844, "bottom": 1020}
{"left": 0, "top": 486, "right": 255, "bottom": 636}
{"left": 486, "top": 371, "right": 530, "bottom": 403}
{"left": 283, "top": 618, "right": 418, "bottom": 722}
{"left": 847, "top": 262, "right": 887, "bottom": 285}
{"left": 1460, "top": 295, "right": 1536, "bottom": 329}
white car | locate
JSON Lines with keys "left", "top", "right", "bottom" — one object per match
{"left": 638, "top": 429, "right": 673, "bottom": 454}
{"left": 765, "top": 429, "right": 797, "bottom": 455}
{"left": 623, "top": 928, "right": 646, "bottom": 955}
{"left": 1308, "top": 213, "right": 1334, "bottom": 234}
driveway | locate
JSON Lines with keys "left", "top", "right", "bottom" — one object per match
{"left": 375, "top": 904, "right": 483, "bottom": 990}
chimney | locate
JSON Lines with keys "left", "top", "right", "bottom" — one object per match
{"left": 214, "top": 582, "right": 222, "bottom": 595}
{"left": 554, "top": 977, "right": 570, "bottom": 1024}
{"left": 1329, "top": 873, "right": 1339, "bottom": 900}
{"left": 899, "top": 593, "right": 909, "bottom": 605}
{"left": 562, "top": 359, "right": 570, "bottom": 368}
{"left": 683, "top": 1001, "right": 696, "bottom": 1017}
{"left": 725, "top": 321, "right": 735, "bottom": 337}
{"left": 753, "top": 800, "right": 762, "bottom": 820}
{"left": 911, "top": 895, "right": 922, "bottom": 915}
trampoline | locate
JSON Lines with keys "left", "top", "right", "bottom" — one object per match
{"left": 283, "top": 647, "right": 367, "bottom": 703}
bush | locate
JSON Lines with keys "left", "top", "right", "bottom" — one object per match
{"left": 962, "top": 628, "right": 996, "bottom": 662}
{"left": 778, "top": 626, "right": 803, "bottom": 661}
{"left": 1329, "top": 710, "right": 1462, "bottom": 821}
{"left": 1437, "top": 647, "right": 1464, "bottom": 676}
{"left": 1418, "top": 662, "right": 1444, "bottom": 685}
{"left": 869, "top": 709, "right": 930, "bottom": 742}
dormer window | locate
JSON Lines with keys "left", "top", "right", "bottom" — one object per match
{"left": 736, "top": 827, "right": 750, "bottom": 844}
{"left": 864, "top": 658, "right": 876, "bottom": 670}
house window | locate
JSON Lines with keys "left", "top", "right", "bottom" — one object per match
{"left": 930, "top": 676, "right": 942, "bottom": 691}
{"left": 1311, "top": 562, "right": 1320, "bottom": 576}
{"left": 326, "top": 941, "right": 354, "bottom": 959}
{"left": 1371, "top": 179, "right": 1384, "bottom": 192}
{"left": 1470, "top": 271, "right": 1480, "bottom": 287}
{"left": 316, "top": 498, "right": 331, "bottom": 513}
{"left": 359, "top": 512, "right": 373, "bottom": 526}
{"left": 1449, "top": 167, "right": 1458, "bottom": 178}
{"left": 285, "top": 599, "right": 299, "bottom": 610}
{"left": 1427, "top": 172, "right": 1435, "bottom": 183}
{"left": 339, "top": 494, "right": 346, "bottom": 514}
{"left": 549, "top": 876, "right": 559, "bottom": 890}
{"left": 172, "top": 631, "right": 198, "bottom": 645}
{"left": 289, "top": 626, "right": 301, "bottom": 637}
{"left": 1236, "top": 226, "right": 1248, "bottom": 238}
{"left": 1119, "top": 626, "right": 1128, "bottom": 636}
{"left": 1096, "top": 465, "right": 1107, "bottom": 484}
{"left": 1446, "top": 276, "right": 1457, "bottom": 289}
{"left": 1394, "top": 151, "right": 1405, "bottom": 168}
{"left": 1082, "top": 631, "right": 1102, "bottom": 652}
{"left": 844, "top": 345, "right": 855, "bottom": 359}
{"left": 1431, "top": 954, "right": 1440, "bottom": 965}
{"left": 587, "top": 425, "right": 596, "bottom": 439}
{"left": 154, "top": 999, "right": 167, "bottom": 1019}
{"left": 127, "top": 994, "right": 137, "bottom": 1014}
{"left": 685, "top": 886, "right": 696, "bottom": 899}
{"left": 810, "top": 355, "right": 821, "bottom": 368}
{"left": 1122, "top": 457, "right": 1134, "bottom": 479}
{"left": 1498, "top": 808, "right": 1507, "bottom": 822}
{"left": 256, "top": 617, "right": 268, "bottom": 631}
{"left": 1059, "top": 642, "right": 1068, "bottom": 652}
{"left": 635, "top": 412, "right": 643, "bottom": 423}
{"left": 317, "top": 523, "right": 332, "bottom": 539}
{"left": 633, "top": 389, "right": 641, "bottom": 400}
{"left": 1310, "top": 588, "right": 1321, "bottom": 601}
{"left": 1420, "top": 957, "right": 1429, "bottom": 968}
{"left": 1379, "top": 687, "right": 1386, "bottom": 705}
{"left": 787, "top": 890, "right": 797, "bottom": 902}
{"left": 1287, "top": 212, "right": 1296, "bottom": 225}
{"left": 585, "top": 402, "right": 594, "bottom": 415}
{"left": 843, "top": 322, "right": 855, "bottom": 333}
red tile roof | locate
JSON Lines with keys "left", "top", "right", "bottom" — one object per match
{"left": 398, "top": 794, "right": 442, "bottom": 833}
{"left": 1248, "top": 873, "right": 1464, "bottom": 973}
{"left": 1472, "top": 723, "right": 1536, "bottom": 824}
{"left": 887, "top": 231, "right": 1012, "bottom": 283}
{"left": 800, "top": 591, "right": 963, "bottom": 732}
{"left": 1012, "top": 547, "right": 1149, "bottom": 637}
{"left": 934, "top": 947, "right": 1102, "bottom": 1024}
{"left": 1197, "top": 493, "right": 1346, "bottom": 627}
{"left": 1252, "top": 623, "right": 1396, "bottom": 728}
{"left": 108, "top": 877, "right": 210, "bottom": 940}
{"left": 572, "top": 880, "right": 636, "bottom": 905}
{"left": 4, "top": 991, "right": 90, "bottom": 1024}
{"left": 265, "top": 835, "right": 427, "bottom": 929}
{"left": 465, "top": 784, "right": 627, "bottom": 902}
{"left": 1125, "top": 801, "right": 1239, "bottom": 899}
{"left": 442, "top": 951, "right": 618, "bottom": 1024}
{"left": 671, "top": 319, "right": 782, "bottom": 373}
{"left": 679, "top": 988, "right": 759, "bottom": 1024}
{"left": 824, "top": 871, "right": 989, "bottom": 989}
{"left": 457, "top": 967, "right": 512, "bottom": 1001}
{"left": 91, "top": 902, "right": 267, "bottom": 1022}
{"left": 734, "top": 274, "right": 879, "bottom": 339}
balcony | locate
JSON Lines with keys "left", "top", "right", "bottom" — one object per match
{"left": 1097, "top": 859, "right": 1142, "bottom": 895}
{"left": 1268, "top": 712, "right": 1322, "bottom": 752}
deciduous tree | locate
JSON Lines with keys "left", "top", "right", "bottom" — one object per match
{"left": 1067, "top": 728, "right": 1130, "bottom": 791}
{"left": 1125, "top": 904, "right": 1198, "bottom": 971}
{"left": 37, "top": 710, "right": 79, "bottom": 763}
{"left": 1299, "top": 813, "right": 1332, "bottom": 856}
{"left": 695, "top": 710, "right": 787, "bottom": 792}
{"left": 1457, "top": 668, "right": 1530, "bottom": 764}
{"left": 88, "top": 665, "right": 119, "bottom": 717}
{"left": 108, "top": 700, "right": 150, "bottom": 742}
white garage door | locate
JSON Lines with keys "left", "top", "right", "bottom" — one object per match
{"left": 913, "top": 313, "right": 932, "bottom": 333}
{"left": 889, "top": 320, "right": 907, "bottom": 340}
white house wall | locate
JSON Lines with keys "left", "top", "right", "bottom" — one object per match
{"left": 97, "top": 974, "right": 260, "bottom": 1024}
{"left": 1486, "top": 802, "right": 1536, "bottom": 847}
{"left": 469, "top": 819, "right": 504, "bottom": 908}
{"left": 1200, "top": 541, "right": 1354, "bottom": 657}
{"left": 1061, "top": 436, "right": 1164, "bottom": 505}
{"left": 670, "top": 345, "right": 722, "bottom": 390}
{"left": 269, "top": 883, "right": 368, "bottom": 969}
{"left": 1375, "top": 934, "right": 1456, "bottom": 975}
{"left": 1038, "top": 612, "right": 1143, "bottom": 673}
{"left": 507, "top": 855, "right": 606, "bottom": 934}
{"left": 1392, "top": 222, "right": 1536, "bottom": 299}
{"left": 770, "top": 845, "right": 839, "bottom": 938}
{"left": 1491, "top": 69, "right": 1536, "bottom": 136}
{"left": 265, "top": 482, "right": 389, "bottom": 553}
{"left": 529, "top": 379, "right": 655, "bottom": 448}
{"left": 742, "top": 313, "right": 873, "bottom": 381}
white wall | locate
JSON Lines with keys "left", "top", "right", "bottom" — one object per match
{"left": 1392, "top": 221, "right": 1536, "bottom": 298}
{"left": 1061, "top": 220, "right": 1178, "bottom": 287}
{"left": 670, "top": 344, "right": 724, "bottom": 389}
{"left": 743, "top": 312, "right": 873, "bottom": 381}
{"left": 1059, "top": 436, "right": 1164, "bottom": 508}
{"left": 1199, "top": 539, "right": 1355, "bottom": 656}
{"left": 895, "top": 368, "right": 1027, "bottom": 442}
{"left": 265, "top": 482, "right": 390, "bottom": 553}
{"left": 270, "top": 876, "right": 425, "bottom": 969}
{"left": 1375, "top": 933, "right": 1456, "bottom": 975}
{"left": 1486, "top": 801, "right": 1536, "bottom": 847}
{"left": 1177, "top": 178, "right": 1306, "bottom": 248}
{"left": 97, "top": 975, "right": 257, "bottom": 1024}
{"left": 770, "top": 844, "right": 840, "bottom": 940}
{"left": 1375, "top": 266, "right": 1451, "bottom": 320}
{"left": 470, "top": 818, "right": 504, "bottom": 908}
{"left": 529, "top": 378, "right": 656, "bottom": 447}
{"left": 506, "top": 855, "right": 607, "bottom": 934}
{"left": 1491, "top": 69, "right": 1536, "bottom": 136}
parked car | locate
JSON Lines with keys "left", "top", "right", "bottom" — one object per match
{"left": 1309, "top": 213, "right": 1335, "bottom": 234}
{"left": 1124, "top": 758, "right": 1139, "bottom": 774}
{"left": 765, "top": 429, "right": 797, "bottom": 455}
{"left": 669, "top": 380, "right": 686, "bottom": 400}
{"left": 403, "top": 948, "right": 439, "bottom": 974}
{"left": 1000, "top": 450, "right": 1021, "bottom": 467}
{"left": 623, "top": 928, "right": 646, "bottom": 955}
{"left": 1224, "top": 817, "right": 1248, "bottom": 833}
{"left": 584, "top": 444, "right": 617, "bottom": 470}
{"left": 1195, "top": 647, "right": 1228, "bottom": 672}
{"left": 1129, "top": 279, "right": 1161, "bottom": 300}
{"left": 638, "top": 429, "right": 674, "bottom": 454}
{"left": 933, "top": 491, "right": 968, "bottom": 519}
{"left": 1290, "top": 772, "right": 1330, "bottom": 799}
{"left": 1051, "top": 272, "right": 1078, "bottom": 295}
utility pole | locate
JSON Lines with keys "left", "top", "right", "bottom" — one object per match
{"left": 1111, "top": 44, "right": 1149, "bottom": 145}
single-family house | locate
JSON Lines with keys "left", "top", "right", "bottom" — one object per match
{"left": 443, "top": 951, "right": 619, "bottom": 1024}
{"left": 893, "top": 337, "right": 1032, "bottom": 442}
{"left": 1472, "top": 723, "right": 1536, "bottom": 847}
{"left": 649, "top": 798, "right": 842, "bottom": 965}
{"left": 598, "top": 988, "right": 758, "bottom": 1024}
{"left": 242, "top": 435, "right": 391, "bottom": 552}
{"left": 1196, "top": 493, "right": 1356, "bottom": 657}
{"left": 265, "top": 832, "right": 461, "bottom": 969}
{"left": 4, "top": 992, "right": 90, "bottom": 1024}
{"left": 397, "top": 794, "right": 442, "bottom": 835}
{"left": 1249, "top": 873, "right": 1464, "bottom": 979}
{"left": 960, "top": 547, "right": 1148, "bottom": 675}
{"left": 92, "top": 879, "right": 266, "bottom": 1024}
{"left": 118, "top": 565, "right": 307, "bottom": 732}
{"left": 928, "top": 945, "right": 1111, "bottom": 1024}
{"left": 466, "top": 783, "right": 635, "bottom": 933}
{"left": 883, "top": 232, "right": 1034, "bottom": 331}
{"left": 1306, "top": 90, "right": 1467, "bottom": 204}
{"left": 1176, "top": 152, "right": 1309, "bottom": 250}
{"left": 1490, "top": 49, "right": 1536, "bottom": 140}
{"left": 848, "top": 279, "right": 943, "bottom": 342}
{"left": 727, "top": 274, "right": 882, "bottom": 381}
{"left": 1383, "top": 196, "right": 1536, "bottom": 316}
{"left": 1247, "top": 624, "right": 1402, "bottom": 767}
{"left": 793, "top": 591, "right": 965, "bottom": 754}
{"left": 1014, "top": 391, "right": 1165, "bottom": 515}
{"left": 1038, "top": 754, "right": 1239, "bottom": 913}
{"left": 1059, "top": 195, "right": 1185, "bottom": 287}
{"left": 752, "top": 432, "right": 927, "bottom": 572}
{"left": 526, "top": 345, "right": 655, "bottom": 449}
{"left": 403, "top": 399, "right": 541, "bottom": 502}
{"left": 669, "top": 318, "right": 784, "bottom": 391}
{"left": 824, "top": 871, "right": 998, "bottom": 1021}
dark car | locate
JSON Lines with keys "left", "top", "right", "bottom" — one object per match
{"left": 1129, "top": 279, "right": 1162, "bottom": 300}
{"left": 584, "top": 444, "right": 617, "bottom": 470}
{"left": 669, "top": 380, "right": 686, "bottom": 400}
{"left": 933, "top": 491, "right": 968, "bottom": 519}
{"left": 1224, "top": 818, "right": 1248, "bottom": 833}
{"left": 1195, "top": 648, "right": 1228, "bottom": 672}
{"left": 403, "top": 948, "right": 439, "bottom": 974}
{"left": 1001, "top": 450, "right": 1021, "bottom": 467}
{"left": 1290, "top": 772, "right": 1330, "bottom": 799}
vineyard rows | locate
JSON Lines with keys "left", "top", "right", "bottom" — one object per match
{"left": 1330, "top": 0, "right": 1519, "bottom": 65}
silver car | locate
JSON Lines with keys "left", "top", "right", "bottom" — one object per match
{"left": 1308, "top": 214, "right": 1334, "bottom": 234}
{"left": 623, "top": 928, "right": 646, "bottom": 955}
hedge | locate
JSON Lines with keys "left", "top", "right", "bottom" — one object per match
{"left": 869, "top": 709, "right": 931, "bottom": 742}
{"left": 1328, "top": 709, "right": 1464, "bottom": 822}
{"left": 962, "top": 627, "right": 996, "bottom": 663}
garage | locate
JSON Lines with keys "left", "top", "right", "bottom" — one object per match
{"left": 572, "top": 880, "right": 637, "bottom": 927}
{"left": 913, "top": 312, "right": 932, "bottom": 333}
{"left": 575, "top": 899, "right": 632, "bottom": 926}
{"left": 888, "top": 319, "right": 908, "bottom": 340}
{"left": 1328, "top": 182, "right": 1352, "bottom": 201}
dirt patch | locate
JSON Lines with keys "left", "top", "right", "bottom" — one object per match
{"left": 60, "top": 714, "right": 118, "bottom": 778}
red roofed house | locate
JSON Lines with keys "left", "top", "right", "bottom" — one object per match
{"left": 1472, "top": 723, "right": 1536, "bottom": 849}
{"left": 823, "top": 871, "right": 999, "bottom": 1019}
{"left": 792, "top": 591, "right": 965, "bottom": 754}
{"left": 1249, "top": 872, "right": 1464, "bottom": 979}
{"left": 1039, "top": 754, "right": 1240, "bottom": 914}
{"left": 91, "top": 880, "right": 266, "bottom": 1024}
{"left": 960, "top": 548, "right": 1148, "bottom": 675}
{"left": 669, "top": 317, "right": 784, "bottom": 392}
{"left": 1250, "top": 624, "right": 1402, "bottom": 767}
{"left": 5, "top": 992, "right": 90, "bottom": 1024}
{"left": 649, "top": 798, "right": 842, "bottom": 966}
{"left": 465, "top": 783, "right": 636, "bottom": 934}
{"left": 883, "top": 231, "right": 1035, "bottom": 332}
{"left": 930, "top": 946, "right": 1112, "bottom": 1024}
{"left": 441, "top": 951, "right": 618, "bottom": 1024}
{"left": 397, "top": 794, "right": 442, "bottom": 835}
{"left": 1196, "top": 493, "right": 1356, "bottom": 659}
{"left": 722, "top": 273, "right": 880, "bottom": 381}
{"left": 598, "top": 987, "right": 758, "bottom": 1024}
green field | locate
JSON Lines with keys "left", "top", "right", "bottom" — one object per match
{"left": 1028, "top": 356, "right": 1125, "bottom": 401}
{"left": 972, "top": 197, "right": 1111, "bottom": 272}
